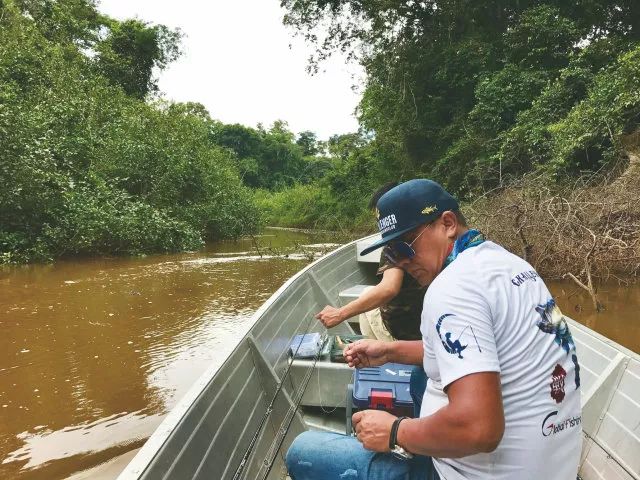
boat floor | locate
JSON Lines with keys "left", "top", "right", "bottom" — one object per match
{"left": 302, "top": 406, "right": 349, "bottom": 435}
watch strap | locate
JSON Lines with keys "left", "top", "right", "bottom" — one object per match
{"left": 389, "top": 416, "right": 408, "bottom": 450}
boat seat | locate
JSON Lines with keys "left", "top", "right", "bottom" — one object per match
{"left": 338, "top": 285, "right": 374, "bottom": 330}
{"left": 338, "top": 284, "right": 371, "bottom": 302}
{"left": 356, "top": 236, "right": 382, "bottom": 263}
{"left": 289, "top": 356, "right": 354, "bottom": 408}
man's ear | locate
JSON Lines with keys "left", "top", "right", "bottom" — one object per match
{"left": 440, "top": 211, "right": 458, "bottom": 238}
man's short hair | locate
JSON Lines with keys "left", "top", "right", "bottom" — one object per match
{"left": 368, "top": 182, "right": 399, "bottom": 210}
{"left": 454, "top": 209, "right": 468, "bottom": 227}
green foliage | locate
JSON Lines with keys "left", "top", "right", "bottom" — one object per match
{"left": 282, "top": 0, "right": 640, "bottom": 197}
{"left": 0, "top": 2, "right": 258, "bottom": 263}
{"left": 96, "top": 19, "right": 182, "bottom": 99}
{"left": 40, "top": 180, "right": 203, "bottom": 259}
{"left": 210, "top": 121, "right": 306, "bottom": 190}
{"left": 548, "top": 45, "right": 640, "bottom": 174}
{"left": 14, "top": 0, "right": 103, "bottom": 46}
{"left": 296, "top": 130, "right": 319, "bottom": 156}
{"left": 503, "top": 5, "right": 580, "bottom": 70}
{"left": 255, "top": 184, "right": 334, "bottom": 229}
{"left": 5, "top": 0, "right": 640, "bottom": 261}
{"left": 257, "top": 131, "right": 398, "bottom": 231}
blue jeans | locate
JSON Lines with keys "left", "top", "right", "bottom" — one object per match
{"left": 286, "top": 431, "right": 439, "bottom": 480}
{"left": 286, "top": 366, "right": 438, "bottom": 480}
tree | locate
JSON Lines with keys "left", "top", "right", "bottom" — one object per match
{"left": 296, "top": 130, "right": 319, "bottom": 156}
{"left": 95, "top": 18, "right": 182, "bottom": 99}
{"left": 0, "top": 4, "right": 258, "bottom": 263}
{"left": 13, "top": 0, "right": 103, "bottom": 46}
{"left": 282, "top": 0, "right": 640, "bottom": 194}
{"left": 209, "top": 121, "right": 306, "bottom": 190}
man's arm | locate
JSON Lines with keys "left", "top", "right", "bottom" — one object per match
{"left": 315, "top": 267, "right": 403, "bottom": 328}
{"left": 344, "top": 339, "right": 424, "bottom": 367}
{"left": 398, "top": 372, "right": 504, "bottom": 457}
{"left": 352, "top": 372, "right": 504, "bottom": 458}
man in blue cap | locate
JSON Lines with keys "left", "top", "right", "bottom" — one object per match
{"left": 286, "top": 179, "right": 582, "bottom": 480}
{"left": 315, "top": 181, "right": 426, "bottom": 341}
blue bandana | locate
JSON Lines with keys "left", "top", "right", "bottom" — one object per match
{"left": 443, "top": 229, "right": 486, "bottom": 269}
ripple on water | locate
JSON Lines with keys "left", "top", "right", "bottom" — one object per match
{"left": 0, "top": 231, "right": 335, "bottom": 479}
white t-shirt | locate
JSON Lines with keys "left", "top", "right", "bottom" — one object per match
{"left": 420, "top": 241, "right": 582, "bottom": 480}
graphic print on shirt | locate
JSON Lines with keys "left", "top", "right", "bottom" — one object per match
{"left": 535, "top": 298, "right": 581, "bottom": 392}
{"left": 541, "top": 410, "right": 582, "bottom": 437}
{"left": 550, "top": 364, "right": 566, "bottom": 403}
{"left": 436, "top": 313, "right": 482, "bottom": 359}
{"left": 571, "top": 353, "right": 581, "bottom": 388}
{"left": 535, "top": 299, "right": 575, "bottom": 354}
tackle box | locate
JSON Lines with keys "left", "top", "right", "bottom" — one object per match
{"left": 289, "top": 332, "right": 324, "bottom": 359}
{"left": 345, "top": 362, "right": 415, "bottom": 434}
{"left": 352, "top": 362, "right": 414, "bottom": 414}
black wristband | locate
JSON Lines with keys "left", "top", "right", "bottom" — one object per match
{"left": 389, "top": 416, "right": 408, "bottom": 450}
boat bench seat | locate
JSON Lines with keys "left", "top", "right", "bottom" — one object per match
{"left": 337, "top": 285, "right": 374, "bottom": 330}
{"left": 356, "top": 236, "right": 382, "bottom": 264}
{"left": 338, "top": 284, "right": 371, "bottom": 302}
{"left": 290, "top": 357, "right": 354, "bottom": 409}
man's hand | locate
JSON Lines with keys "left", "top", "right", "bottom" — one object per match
{"left": 352, "top": 409, "right": 396, "bottom": 452}
{"left": 344, "top": 339, "right": 390, "bottom": 368}
{"left": 315, "top": 305, "right": 344, "bottom": 328}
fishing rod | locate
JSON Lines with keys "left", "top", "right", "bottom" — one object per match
{"left": 456, "top": 325, "right": 482, "bottom": 352}
{"left": 232, "top": 313, "right": 326, "bottom": 480}
{"left": 256, "top": 339, "right": 326, "bottom": 480}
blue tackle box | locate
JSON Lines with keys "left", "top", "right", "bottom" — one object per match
{"left": 345, "top": 362, "right": 415, "bottom": 434}
{"left": 352, "top": 362, "right": 414, "bottom": 414}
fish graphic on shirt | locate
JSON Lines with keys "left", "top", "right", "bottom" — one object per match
{"left": 535, "top": 299, "right": 576, "bottom": 354}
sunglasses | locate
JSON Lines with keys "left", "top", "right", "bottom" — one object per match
{"left": 383, "top": 224, "right": 430, "bottom": 265}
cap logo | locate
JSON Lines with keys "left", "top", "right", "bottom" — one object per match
{"left": 378, "top": 214, "right": 397, "bottom": 234}
{"left": 422, "top": 205, "right": 437, "bottom": 215}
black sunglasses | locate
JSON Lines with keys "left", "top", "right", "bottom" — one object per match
{"left": 383, "top": 224, "right": 430, "bottom": 265}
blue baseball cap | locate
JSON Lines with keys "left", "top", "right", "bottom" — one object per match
{"left": 360, "top": 179, "right": 459, "bottom": 256}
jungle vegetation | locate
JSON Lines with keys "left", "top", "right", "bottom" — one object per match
{"left": 2, "top": 0, "right": 640, "bottom": 267}
{"left": 272, "top": 0, "right": 640, "bottom": 218}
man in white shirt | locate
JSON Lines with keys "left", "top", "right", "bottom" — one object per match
{"left": 286, "top": 179, "right": 582, "bottom": 480}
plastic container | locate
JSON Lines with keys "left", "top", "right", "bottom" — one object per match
{"left": 289, "top": 333, "right": 323, "bottom": 359}
{"left": 352, "top": 362, "right": 414, "bottom": 415}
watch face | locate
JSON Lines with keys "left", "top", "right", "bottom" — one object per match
{"left": 391, "top": 446, "right": 413, "bottom": 460}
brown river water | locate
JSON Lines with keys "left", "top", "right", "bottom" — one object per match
{"left": 0, "top": 228, "right": 638, "bottom": 479}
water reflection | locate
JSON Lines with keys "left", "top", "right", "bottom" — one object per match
{"left": 548, "top": 279, "right": 640, "bottom": 354}
{"left": 0, "top": 229, "right": 336, "bottom": 479}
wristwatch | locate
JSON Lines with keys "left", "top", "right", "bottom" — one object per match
{"left": 389, "top": 416, "right": 413, "bottom": 460}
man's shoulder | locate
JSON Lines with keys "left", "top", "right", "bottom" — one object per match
{"left": 426, "top": 241, "right": 524, "bottom": 301}
{"left": 455, "top": 241, "right": 533, "bottom": 276}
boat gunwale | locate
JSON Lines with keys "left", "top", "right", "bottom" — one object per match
{"left": 116, "top": 234, "right": 378, "bottom": 480}
{"left": 117, "top": 234, "right": 640, "bottom": 480}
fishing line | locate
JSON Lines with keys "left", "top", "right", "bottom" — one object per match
{"left": 581, "top": 430, "right": 635, "bottom": 479}
{"left": 456, "top": 325, "right": 482, "bottom": 352}
{"left": 256, "top": 342, "right": 325, "bottom": 480}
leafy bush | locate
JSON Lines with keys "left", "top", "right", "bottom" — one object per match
{"left": 0, "top": 2, "right": 258, "bottom": 263}
{"left": 548, "top": 45, "right": 640, "bottom": 175}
